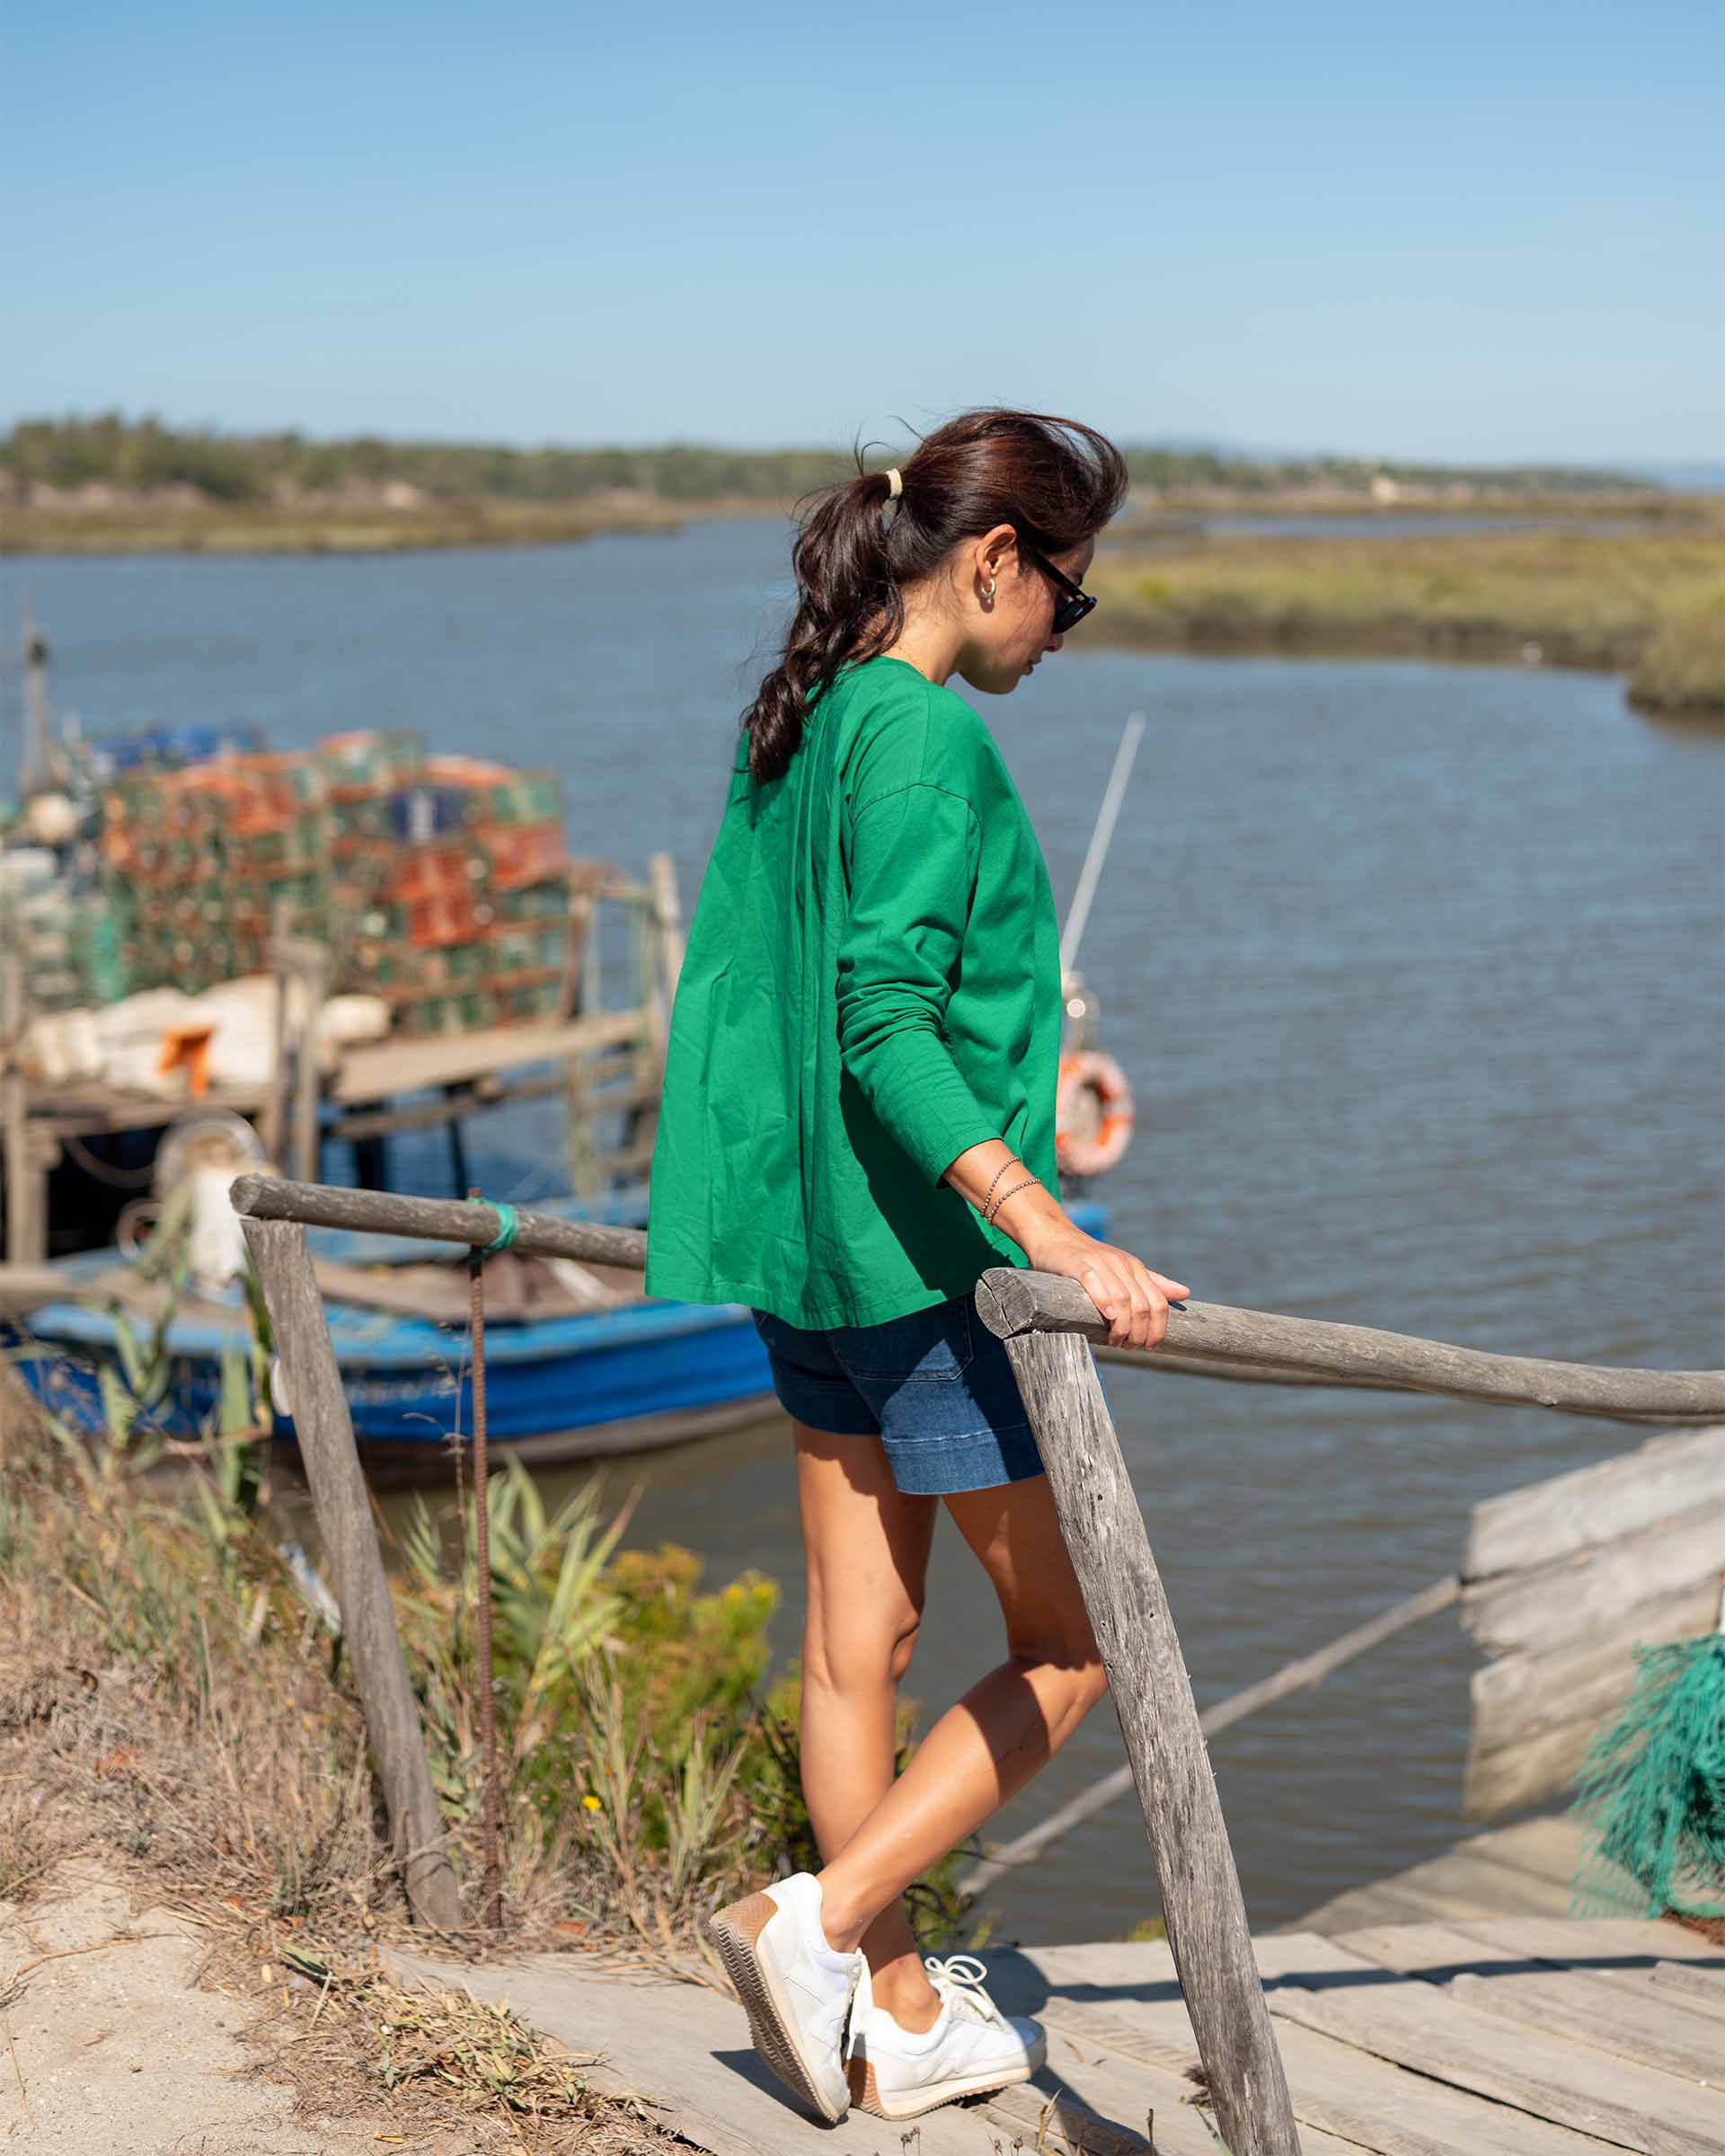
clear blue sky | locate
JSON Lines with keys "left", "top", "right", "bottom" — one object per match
{"left": 6, "top": 2, "right": 1721, "bottom": 463}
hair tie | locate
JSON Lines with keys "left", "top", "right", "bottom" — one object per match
{"left": 883, "top": 467, "right": 903, "bottom": 499}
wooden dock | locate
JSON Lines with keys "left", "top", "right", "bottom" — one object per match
{"left": 1296, "top": 1813, "right": 1619, "bottom": 1938}
{"left": 394, "top": 1907, "right": 1725, "bottom": 2154}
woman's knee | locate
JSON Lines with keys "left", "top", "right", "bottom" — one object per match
{"left": 887, "top": 1613, "right": 922, "bottom": 1684}
{"left": 804, "top": 1602, "right": 923, "bottom": 1694}
{"left": 1004, "top": 1616, "right": 1109, "bottom": 1711}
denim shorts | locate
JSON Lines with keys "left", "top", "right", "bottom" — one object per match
{"left": 749, "top": 1293, "right": 1046, "bottom": 1496}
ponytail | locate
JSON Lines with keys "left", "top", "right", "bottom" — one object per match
{"left": 742, "top": 409, "right": 1128, "bottom": 783}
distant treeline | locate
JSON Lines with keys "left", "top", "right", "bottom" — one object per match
{"left": 3, "top": 411, "right": 1654, "bottom": 504}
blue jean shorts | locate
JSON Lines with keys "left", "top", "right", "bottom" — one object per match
{"left": 749, "top": 1292, "right": 1045, "bottom": 1496}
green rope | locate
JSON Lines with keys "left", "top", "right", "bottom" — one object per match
{"left": 478, "top": 1201, "right": 520, "bottom": 1258}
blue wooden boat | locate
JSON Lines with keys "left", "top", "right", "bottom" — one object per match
{"left": 17, "top": 1190, "right": 1109, "bottom": 1480}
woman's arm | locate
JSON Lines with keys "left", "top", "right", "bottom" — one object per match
{"left": 942, "top": 1137, "right": 1190, "bottom": 1354}
{"left": 834, "top": 782, "right": 1003, "bottom": 1184}
{"left": 836, "top": 781, "right": 1188, "bottom": 1350}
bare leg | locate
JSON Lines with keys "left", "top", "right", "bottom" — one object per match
{"left": 809, "top": 1471, "right": 1109, "bottom": 1953}
{"left": 792, "top": 1420, "right": 945, "bottom": 2029}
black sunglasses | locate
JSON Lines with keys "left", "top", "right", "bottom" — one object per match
{"left": 1022, "top": 543, "right": 1097, "bottom": 635}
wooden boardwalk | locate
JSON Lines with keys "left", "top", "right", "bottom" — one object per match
{"left": 396, "top": 1904, "right": 1725, "bottom": 2154}
{"left": 1296, "top": 1813, "right": 1620, "bottom": 1937}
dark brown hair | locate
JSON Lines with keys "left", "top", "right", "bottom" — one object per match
{"left": 742, "top": 408, "right": 1128, "bottom": 783}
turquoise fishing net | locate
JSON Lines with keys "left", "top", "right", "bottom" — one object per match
{"left": 1569, "top": 1631, "right": 1725, "bottom": 1920}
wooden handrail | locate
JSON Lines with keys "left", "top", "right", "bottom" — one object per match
{"left": 979, "top": 1268, "right": 1725, "bottom": 1423}
{"left": 229, "top": 1174, "right": 648, "bottom": 1269}
{"left": 230, "top": 1181, "right": 1725, "bottom": 1422}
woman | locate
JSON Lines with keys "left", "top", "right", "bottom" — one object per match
{"left": 644, "top": 408, "right": 1190, "bottom": 2124}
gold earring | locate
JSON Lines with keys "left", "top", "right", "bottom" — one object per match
{"left": 981, "top": 578, "right": 996, "bottom": 601}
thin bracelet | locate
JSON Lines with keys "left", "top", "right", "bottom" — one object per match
{"left": 978, "top": 1155, "right": 1022, "bottom": 1216}
{"left": 986, "top": 1176, "right": 1039, "bottom": 1224}
{"left": 985, "top": 1174, "right": 1040, "bottom": 1226}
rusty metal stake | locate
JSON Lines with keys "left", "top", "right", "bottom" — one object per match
{"left": 467, "top": 1188, "right": 505, "bottom": 1932}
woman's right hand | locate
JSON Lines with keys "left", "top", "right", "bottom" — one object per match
{"left": 1019, "top": 1219, "right": 1190, "bottom": 1352}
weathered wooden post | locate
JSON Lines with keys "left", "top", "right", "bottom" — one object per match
{"left": 1, "top": 955, "right": 35, "bottom": 1268}
{"left": 976, "top": 1265, "right": 1302, "bottom": 2156}
{"left": 240, "top": 1213, "right": 462, "bottom": 1931}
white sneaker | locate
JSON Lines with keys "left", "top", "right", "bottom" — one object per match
{"left": 846, "top": 1951, "right": 1047, "bottom": 2119}
{"left": 703, "top": 1873, "right": 863, "bottom": 2122}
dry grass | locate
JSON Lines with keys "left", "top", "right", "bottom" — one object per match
{"left": 190, "top": 1911, "right": 689, "bottom": 2154}
{"left": 0, "top": 1360, "right": 778, "bottom": 1966}
{"left": 1088, "top": 526, "right": 1725, "bottom": 708}
{"left": 0, "top": 1676, "right": 693, "bottom": 2152}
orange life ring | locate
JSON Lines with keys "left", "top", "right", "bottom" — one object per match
{"left": 1055, "top": 1049, "right": 1136, "bottom": 1179}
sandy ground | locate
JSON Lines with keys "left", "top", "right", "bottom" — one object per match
{"left": 0, "top": 1868, "right": 469, "bottom": 2155}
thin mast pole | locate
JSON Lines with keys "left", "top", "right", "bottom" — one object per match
{"left": 1059, "top": 711, "right": 1146, "bottom": 976}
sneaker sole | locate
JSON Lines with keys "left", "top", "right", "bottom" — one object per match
{"left": 847, "top": 2052, "right": 1039, "bottom": 2120}
{"left": 703, "top": 1892, "right": 848, "bottom": 2124}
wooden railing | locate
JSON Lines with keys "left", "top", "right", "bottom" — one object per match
{"left": 226, "top": 1172, "right": 1725, "bottom": 2156}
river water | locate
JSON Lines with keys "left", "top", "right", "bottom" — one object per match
{"left": 7, "top": 520, "right": 1722, "bottom": 1940}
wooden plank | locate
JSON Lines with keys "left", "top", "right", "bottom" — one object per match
{"left": 1451, "top": 1961, "right": 1725, "bottom": 2085}
{"left": 1465, "top": 1577, "right": 1723, "bottom": 1816}
{"left": 1464, "top": 1426, "right": 1725, "bottom": 1581}
{"left": 308, "top": 1255, "right": 632, "bottom": 1323}
{"left": 1314, "top": 1846, "right": 1585, "bottom": 1925}
{"left": 1333, "top": 1920, "right": 1725, "bottom": 2084}
{"left": 389, "top": 1946, "right": 1076, "bottom": 2154}
{"left": 332, "top": 1010, "right": 647, "bottom": 1103}
{"left": 1296, "top": 1881, "right": 1479, "bottom": 1937}
{"left": 331, "top": 1070, "right": 573, "bottom": 1141}
{"left": 1446, "top": 1917, "right": 1725, "bottom": 1966}
{"left": 32, "top": 1080, "right": 268, "bottom": 1136}
{"left": 1470, "top": 1578, "right": 1723, "bottom": 1753}
{"left": 1462, "top": 1507, "right": 1725, "bottom": 1657}
{"left": 1297, "top": 1821, "right": 1634, "bottom": 1930}
{"left": 1026, "top": 1937, "right": 1614, "bottom": 2156}
{"left": 1021, "top": 2014, "right": 1491, "bottom": 2156}
{"left": 1653, "top": 1963, "right": 1725, "bottom": 2019}
{"left": 990, "top": 1315, "right": 1300, "bottom": 2156}
{"left": 1258, "top": 1930, "right": 1725, "bottom": 2153}
{"left": 241, "top": 1217, "right": 461, "bottom": 1931}
{"left": 1470, "top": 1715, "right": 1633, "bottom": 1822}
{"left": 979, "top": 2081, "right": 1154, "bottom": 2155}
{"left": 1469, "top": 1816, "right": 1593, "bottom": 1889}
{"left": 1441, "top": 1916, "right": 1725, "bottom": 2022}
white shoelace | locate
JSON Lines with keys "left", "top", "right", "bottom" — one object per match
{"left": 922, "top": 1952, "right": 1012, "bottom": 2033}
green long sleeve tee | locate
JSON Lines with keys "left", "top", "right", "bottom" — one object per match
{"left": 643, "top": 654, "right": 1062, "bottom": 1328}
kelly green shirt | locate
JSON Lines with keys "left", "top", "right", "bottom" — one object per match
{"left": 643, "top": 654, "right": 1062, "bottom": 1328}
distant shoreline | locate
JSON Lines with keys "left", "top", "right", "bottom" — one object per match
{"left": 8, "top": 485, "right": 1715, "bottom": 561}
{"left": 0, "top": 497, "right": 716, "bottom": 558}
{"left": 9, "top": 494, "right": 1721, "bottom": 719}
